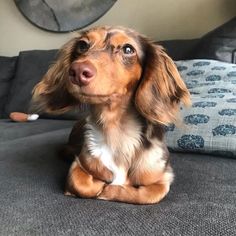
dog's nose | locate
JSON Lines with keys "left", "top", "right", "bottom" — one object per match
{"left": 69, "top": 61, "right": 96, "bottom": 86}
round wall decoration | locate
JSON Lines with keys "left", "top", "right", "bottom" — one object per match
{"left": 14, "top": 0, "right": 117, "bottom": 32}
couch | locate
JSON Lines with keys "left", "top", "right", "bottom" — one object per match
{"left": 0, "top": 18, "right": 235, "bottom": 235}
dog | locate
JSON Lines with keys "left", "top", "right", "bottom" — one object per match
{"left": 33, "top": 26, "right": 191, "bottom": 204}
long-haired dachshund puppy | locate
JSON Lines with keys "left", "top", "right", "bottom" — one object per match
{"left": 33, "top": 26, "right": 190, "bottom": 204}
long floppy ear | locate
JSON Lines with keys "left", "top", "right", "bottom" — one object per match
{"left": 32, "top": 38, "right": 79, "bottom": 114}
{"left": 135, "top": 41, "right": 191, "bottom": 125}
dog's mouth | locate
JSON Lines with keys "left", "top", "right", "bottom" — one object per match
{"left": 77, "top": 92, "right": 122, "bottom": 104}
{"left": 80, "top": 93, "right": 113, "bottom": 98}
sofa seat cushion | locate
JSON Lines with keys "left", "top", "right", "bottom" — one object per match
{"left": 0, "top": 119, "right": 75, "bottom": 143}
{"left": 0, "top": 134, "right": 235, "bottom": 236}
{"left": 166, "top": 59, "right": 236, "bottom": 157}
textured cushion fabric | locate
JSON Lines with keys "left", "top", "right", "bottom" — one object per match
{"left": 194, "top": 17, "right": 236, "bottom": 63}
{"left": 0, "top": 56, "right": 17, "bottom": 118}
{"left": 166, "top": 60, "right": 236, "bottom": 157}
{"left": 4, "top": 50, "right": 58, "bottom": 116}
{"left": 0, "top": 129, "right": 236, "bottom": 236}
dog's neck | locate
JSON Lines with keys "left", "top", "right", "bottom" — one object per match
{"left": 89, "top": 92, "right": 138, "bottom": 130}
{"left": 86, "top": 93, "right": 143, "bottom": 163}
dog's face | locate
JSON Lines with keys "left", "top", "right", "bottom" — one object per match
{"left": 68, "top": 27, "right": 143, "bottom": 104}
{"left": 33, "top": 26, "right": 191, "bottom": 125}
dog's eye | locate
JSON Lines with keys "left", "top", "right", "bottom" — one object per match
{"left": 76, "top": 40, "right": 90, "bottom": 53}
{"left": 122, "top": 44, "right": 135, "bottom": 55}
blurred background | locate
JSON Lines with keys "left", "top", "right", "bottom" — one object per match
{"left": 0, "top": 0, "right": 235, "bottom": 56}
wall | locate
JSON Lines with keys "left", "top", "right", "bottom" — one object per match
{"left": 0, "top": 0, "right": 235, "bottom": 56}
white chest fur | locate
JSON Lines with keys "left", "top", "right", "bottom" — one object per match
{"left": 84, "top": 117, "right": 142, "bottom": 185}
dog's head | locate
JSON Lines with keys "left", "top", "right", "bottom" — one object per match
{"left": 33, "top": 26, "right": 190, "bottom": 124}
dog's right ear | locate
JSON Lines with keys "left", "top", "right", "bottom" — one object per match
{"left": 32, "top": 38, "right": 79, "bottom": 114}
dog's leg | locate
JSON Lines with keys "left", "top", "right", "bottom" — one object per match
{"left": 79, "top": 156, "right": 113, "bottom": 184}
{"left": 98, "top": 182, "right": 170, "bottom": 204}
{"left": 65, "top": 161, "right": 106, "bottom": 198}
{"left": 98, "top": 170, "right": 173, "bottom": 204}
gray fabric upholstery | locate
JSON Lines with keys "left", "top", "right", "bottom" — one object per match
{"left": 194, "top": 17, "right": 236, "bottom": 63}
{"left": 159, "top": 17, "right": 236, "bottom": 64}
{"left": 0, "top": 56, "right": 17, "bottom": 117}
{"left": 0, "top": 119, "right": 75, "bottom": 142}
{"left": 158, "top": 39, "right": 199, "bottom": 61}
{"left": 4, "top": 50, "right": 57, "bottom": 116}
{"left": 0, "top": 125, "right": 235, "bottom": 235}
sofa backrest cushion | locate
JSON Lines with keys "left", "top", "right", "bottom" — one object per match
{"left": 0, "top": 56, "right": 17, "bottom": 118}
{"left": 158, "top": 39, "right": 200, "bottom": 61}
{"left": 194, "top": 17, "right": 236, "bottom": 63}
{"left": 4, "top": 50, "right": 58, "bottom": 117}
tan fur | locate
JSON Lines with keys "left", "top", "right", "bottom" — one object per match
{"left": 32, "top": 26, "right": 191, "bottom": 204}
{"left": 98, "top": 181, "right": 170, "bottom": 204}
{"left": 66, "top": 160, "right": 105, "bottom": 198}
{"left": 135, "top": 45, "right": 191, "bottom": 125}
{"left": 79, "top": 154, "right": 113, "bottom": 183}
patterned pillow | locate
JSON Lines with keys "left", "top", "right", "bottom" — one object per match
{"left": 166, "top": 59, "right": 236, "bottom": 158}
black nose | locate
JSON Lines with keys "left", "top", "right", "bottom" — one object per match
{"left": 69, "top": 61, "right": 96, "bottom": 86}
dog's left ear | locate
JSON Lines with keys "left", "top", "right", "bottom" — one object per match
{"left": 135, "top": 41, "right": 191, "bottom": 125}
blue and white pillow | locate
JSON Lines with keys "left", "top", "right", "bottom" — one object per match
{"left": 166, "top": 60, "right": 236, "bottom": 158}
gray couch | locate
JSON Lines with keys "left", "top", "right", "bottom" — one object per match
{"left": 1, "top": 18, "right": 235, "bottom": 235}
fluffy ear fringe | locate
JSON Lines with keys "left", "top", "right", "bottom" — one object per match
{"left": 31, "top": 38, "right": 81, "bottom": 115}
{"left": 135, "top": 41, "right": 191, "bottom": 125}
{"left": 31, "top": 81, "right": 78, "bottom": 115}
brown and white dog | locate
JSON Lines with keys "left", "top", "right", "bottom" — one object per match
{"left": 33, "top": 26, "right": 190, "bottom": 204}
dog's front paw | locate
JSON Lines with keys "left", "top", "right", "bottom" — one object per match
{"left": 98, "top": 184, "right": 124, "bottom": 201}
